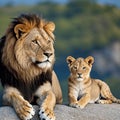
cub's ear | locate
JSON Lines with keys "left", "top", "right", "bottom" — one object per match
{"left": 44, "top": 22, "right": 55, "bottom": 32}
{"left": 66, "top": 56, "right": 75, "bottom": 65}
{"left": 85, "top": 56, "right": 94, "bottom": 66}
{"left": 14, "top": 24, "right": 27, "bottom": 39}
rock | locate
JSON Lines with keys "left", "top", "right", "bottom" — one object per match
{"left": 0, "top": 104, "right": 120, "bottom": 120}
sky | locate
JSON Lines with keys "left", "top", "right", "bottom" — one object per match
{"left": 0, "top": 0, "right": 68, "bottom": 6}
{"left": 0, "top": 0, "right": 120, "bottom": 7}
{"left": 97, "top": 0, "right": 120, "bottom": 7}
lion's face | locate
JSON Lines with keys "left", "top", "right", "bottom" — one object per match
{"left": 15, "top": 27, "right": 55, "bottom": 69}
{"left": 66, "top": 56, "right": 94, "bottom": 81}
{"left": 2, "top": 14, "right": 56, "bottom": 80}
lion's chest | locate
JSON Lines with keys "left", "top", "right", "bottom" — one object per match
{"left": 0, "top": 64, "right": 52, "bottom": 103}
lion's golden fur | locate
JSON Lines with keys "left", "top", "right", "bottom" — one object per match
{"left": 0, "top": 14, "right": 62, "bottom": 120}
{"left": 2, "top": 14, "right": 55, "bottom": 81}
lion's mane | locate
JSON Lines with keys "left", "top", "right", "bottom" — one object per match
{"left": 0, "top": 14, "right": 55, "bottom": 102}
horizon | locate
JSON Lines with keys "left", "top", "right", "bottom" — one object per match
{"left": 0, "top": 0, "right": 120, "bottom": 7}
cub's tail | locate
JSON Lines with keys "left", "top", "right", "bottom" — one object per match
{"left": 95, "top": 79, "right": 120, "bottom": 104}
{"left": 112, "top": 98, "right": 120, "bottom": 103}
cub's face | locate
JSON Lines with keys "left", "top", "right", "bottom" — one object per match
{"left": 66, "top": 56, "right": 94, "bottom": 81}
{"left": 14, "top": 22, "right": 55, "bottom": 69}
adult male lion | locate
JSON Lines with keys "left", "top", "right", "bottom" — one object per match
{"left": 0, "top": 14, "right": 62, "bottom": 120}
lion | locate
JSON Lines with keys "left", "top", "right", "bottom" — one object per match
{"left": 0, "top": 14, "right": 62, "bottom": 120}
{"left": 66, "top": 55, "right": 120, "bottom": 109}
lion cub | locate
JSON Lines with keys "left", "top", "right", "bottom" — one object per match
{"left": 67, "top": 56, "right": 120, "bottom": 109}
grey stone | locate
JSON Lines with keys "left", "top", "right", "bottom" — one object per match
{"left": 0, "top": 104, "right": 120, "bottom": 120}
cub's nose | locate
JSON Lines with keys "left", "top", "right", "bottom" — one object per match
{"left": 77, "top": 73, "right": 82, "bottom": 78}
{"left": 44, "top": 52, "right": 53, "bottom": 58}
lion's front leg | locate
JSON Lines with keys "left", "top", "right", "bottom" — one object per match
{"left": 35, "top": 82, "right": 56, "bottom": 120}
{"left": 39, "top": 90, "right": 56, "bottom": 120}
{"left": 3, "top": 86, "right": 35, "bottom": 120}
{"left": 52, "top": 71, "right": 63, "bottom": 104}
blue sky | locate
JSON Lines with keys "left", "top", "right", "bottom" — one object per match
{"left": 97, "top": 0, "right": 120, "bottom": 7}
{"left": 0, "top": 0, "right": 68, "bottom": 6}
{"left": 0, "top": 0, "right": 120, "bottom": 7}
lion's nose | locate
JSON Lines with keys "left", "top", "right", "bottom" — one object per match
{"left": 44, "top": 52, "right": 53, "bottom": 58}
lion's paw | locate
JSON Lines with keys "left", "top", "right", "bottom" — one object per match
{"left": 39, "top": 107, "right": 55, "bottom": 120}
{"left": 16, "top": 100, "right": 35, "bottom": 120}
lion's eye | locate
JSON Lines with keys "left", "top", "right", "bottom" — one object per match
{"left": 83, "top": 67, "right": 86, "bottom": 70}
{"left": 48, "top": 39, "right": 54, "bottom": 44}
{"left": 32, "top": 40, "right": 38, "bottom": 45}
{"left": 47, "top": 40, "right": 51, "bottom": 44}
{"left": 73, "top": 66, "right": 77, "bottom": 70}
{"left": 32, "top": 40, "right": 39, "bottom": 45}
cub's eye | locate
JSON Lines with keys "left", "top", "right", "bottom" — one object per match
{"left": 73, "top": 66, "right": 77, "bottom": 70}
{"left": 83, "top": 67, "right": 86, "bottom": 70}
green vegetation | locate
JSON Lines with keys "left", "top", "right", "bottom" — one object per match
{"left": 0, "top": 0, "right": 120, "bottom": 103}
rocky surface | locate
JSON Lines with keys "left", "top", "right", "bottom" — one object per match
{"left": 0, "top": 104, "right": 120, "bottom": 120}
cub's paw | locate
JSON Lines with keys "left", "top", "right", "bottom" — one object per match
{"left": 78, "top": 104, "right": 85, "bottom": 109}
{"left": 39, "top": 106, "right": 55, "bottom": 120}
{"left": 15, "top": 100, "right": 35, "bottom": 120}
{"left": 70, "top": 102, "right": 85, "bottom": 109}
{"left": 69, "top": 102, "right": 79, "bottom": 108}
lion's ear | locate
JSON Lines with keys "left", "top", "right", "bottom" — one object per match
{"left": 66, "top": 56, "right": 75, "bottom": 65}
{"left": 44, "top": 22, "right": 55, "bottom": 32}
{"left": 14, "top": 24, "right": 26, "bottom": 39}
{"left": 85, "top": 56, "right": 94, "bottom": 66}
